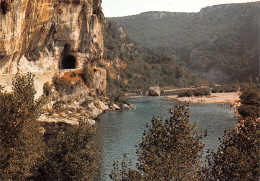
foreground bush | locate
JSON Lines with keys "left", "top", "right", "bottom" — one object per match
{"left": 34, "top": 122, "right": 99, "bottom": 181}
{"left": 0, "top": 73, "right": 45, "bottom": 180}
{"left": 0, "top": 73, "right": 99, "bottom": 180}
{"left": 111, "top": 103, "right": 205, "bottom": 180}
{"left": 201, "top": 118, "right": 259, "bottom": 180}
{"left": 111, "top": 102, "right": 259, "bottom": 181}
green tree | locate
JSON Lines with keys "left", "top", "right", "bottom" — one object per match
{"left": 0, "top": 73, "right": 45, "bottom": 180}
{"left": 238, "top": 88, "right": 260, "bottom": 119}
{"left": 138, "top": 104, "right": 204, "bottom": 181}
{"left": 35, "top": 121, "right": 99, "bottom": 181}
{"left": 110, "top": 154, "right": 142, "bottom": 181}
{"left": 111, "top": 103, "right": 205, "bottom": 181}
{"left": 201, "top": 118, "right": 259, "bottom": 180}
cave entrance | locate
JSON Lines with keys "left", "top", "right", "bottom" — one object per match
{"left": 61, "top": 55, "right": 76, "bottom": 69}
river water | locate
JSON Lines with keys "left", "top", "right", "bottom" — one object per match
{"left": 96, "top": 96, "right": 238, "bottom": 181}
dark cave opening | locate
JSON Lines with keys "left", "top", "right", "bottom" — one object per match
{"left": 61, "top": 55, "right": 76, "bottom": 69}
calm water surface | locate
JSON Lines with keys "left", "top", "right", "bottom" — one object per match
{"left": 96, "top": 96, "right": 238, "bottom": 181}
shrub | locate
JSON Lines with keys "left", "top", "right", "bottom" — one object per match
{"left": 93, "top": 0, "right": 104, "bottom": 22}
{"left": 82, "top": 65, "right": 93, "bottom": 86}
{"left": 0, "top": 73, "right": 45, "bottom": 180}
{"left": 238, "top": 88, "right": 260, "bottom": 119}
{"left": 185, "top": 90, "right": 194, "bottom": 97}
{"left": 211, "top": 89, "right": 217, "bottom": 93}
{"left": 238, "top": 104, "right": 259, "bottom": 119}
{"left": 34, "top": 122, "right": 99, "bottom": 181}
{"left": 43, "top": 82, "right": 52, "bottom": 97}
{"left": 70, "top": 71, "right": 77, "bottom": 78}
{"left": 203, "top": 88, "right": 211, "bottom": 96}
{"left": 58, "top": 0, "right": 80, "bottom": 5}
{"left": 212, "top": 84, "right": 239, "bottom": 93}
{"left": 202, "top": 118, "right": 259, "bottom": 180}
{"left": 178, "top": 91, "right": 186, "bottom": 97}
{"left": 178, "top": 88, "right": 210, "bottom": 97}
{"left": 52, "top": 75, "right": 75, "bottom": 95}
{"left": 193, "top": 89, "right": 204, "bottom": 96}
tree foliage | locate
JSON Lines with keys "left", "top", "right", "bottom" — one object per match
{"left": 137, "top": 104, "right": 205, "bottom": 181}
{"left": 238, "top": 88, "right": 260, "bottom": 119}
{"left": 110, "top": 154, "right": 142, "bottom": 181}
{"left": 111, "top": 99, "right": 259, "bottom": 181}
{"left": 201, "top": 118, "right": 259, "bottom": 180}
{"left": 111, "top": 103, "right": 205, "bottom": 181}
{"left": 34, "top": 121, "right": 99, "bottom": 181}
{"left": 0, "top": 73, "right": 45, "bottom": 180}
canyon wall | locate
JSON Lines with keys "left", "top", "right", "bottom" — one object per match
{"left": 0, "top": 0, "right": 104, "bottom": 74}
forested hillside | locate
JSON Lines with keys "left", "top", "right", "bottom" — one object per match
{"left": 103, "top": 20, "right": 204, "bottom": 95}
{"left": 110, "top": 2, "right": 260, "bottom": 83}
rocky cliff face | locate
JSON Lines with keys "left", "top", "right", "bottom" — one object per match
{"left": 0, "top": 0, "right": 104, "bottom": 74}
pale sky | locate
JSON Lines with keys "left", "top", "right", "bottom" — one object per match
{"left": 102, "top": 0, "right": 259, "bottom": 17}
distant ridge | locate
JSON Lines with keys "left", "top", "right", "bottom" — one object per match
{"left": 110, "top": 2, "right": 260, "bottom": 83}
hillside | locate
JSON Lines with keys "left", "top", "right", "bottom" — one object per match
{"left": 110, "top": 2, "right": 260, "bottom": 83}
{"left": 102, "top": 20, "right": 204, "bottom": 95}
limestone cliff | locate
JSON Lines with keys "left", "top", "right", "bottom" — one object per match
{"left": 0, "top": 0, "right": 104, "bottom": 74}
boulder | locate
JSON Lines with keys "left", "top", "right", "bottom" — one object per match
{"left": 137, "top": 89, "right": 142, "bottom": 95}
{"left": 88, "top": 102, "right": 103, "bottom": 119}
{"left": 122, "top": 104, "right": 131, "bottom": 109}
{"left": 129, "top": 104, "right": 136, "bottom": 109}
{"left": 95, "top": 100, "right": 109, "bottom": 111}
{"left": 148, "top": 86, "right": 161, "bottom": 96}
{"left": 111, "top": 103, "right": 120, "bottom": 110}
{"left": 87, "top": 119, "right": 96, "bottom": 125}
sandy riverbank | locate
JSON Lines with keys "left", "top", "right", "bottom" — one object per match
{"left": 166, "top": 92, "right": 241, "bottom": 104}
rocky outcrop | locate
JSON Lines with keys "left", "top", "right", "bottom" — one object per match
{"left": 148, "top": 86, "right": 161, "bottom": 96}
{"left": 93, "top": 67, "right": 107, "bottom": 95}
{"left": 0, "top": 0, "right": 104, "bottom": 74}
{"left": 104, "top": 20, "right": 126, "bottom": 39}
{"left": 39, "top": 79, "right": 110, "bottom": 133}
{"left": 110, "top": 103, "right": 120, "bottom": 110}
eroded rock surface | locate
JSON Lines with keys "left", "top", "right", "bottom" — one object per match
{"left": 148, "top": 86, "right": 161, "bottom": 96}
{"left": 0, "top": 0, "right": 104, "bottom": 74}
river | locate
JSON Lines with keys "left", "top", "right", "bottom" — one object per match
{"left": 96, "top": 96, "right": 238, "bottom": 181}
